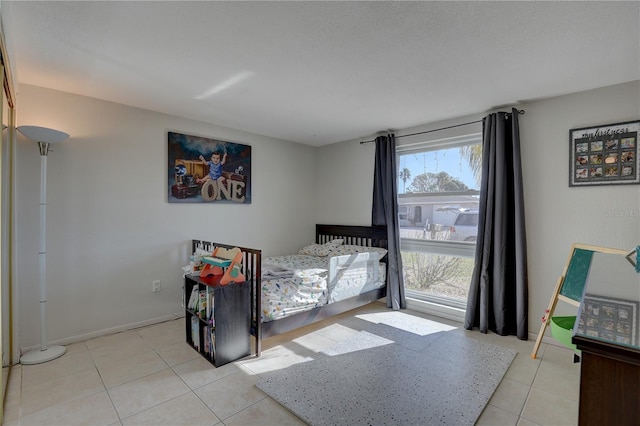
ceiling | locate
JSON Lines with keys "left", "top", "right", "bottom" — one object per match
{"left": 2, "top": 1, "right": 639, "bottom": 147}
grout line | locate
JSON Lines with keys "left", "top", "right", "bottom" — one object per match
{"left": 517, "top": 343, "right": 546, "bottom": 424}
{"left": 83, "top": 342, "right": 121, "bottom": 421}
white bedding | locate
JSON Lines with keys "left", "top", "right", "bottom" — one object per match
{"left": 261, "top": 255, "right": 328, "bottom": 322}
{"left": 329, "top": 252, "right": 386, "bottom": 303}
{"left": 260, "top": 252, "right": 385, "bottom": 322}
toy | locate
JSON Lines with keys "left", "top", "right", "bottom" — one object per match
{"left": 199, "top": 246, "right": 245, "bottom": 285}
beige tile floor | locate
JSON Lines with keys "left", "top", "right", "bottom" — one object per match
{"left": 2, "top": 302, "right": 579, "bottom": 425}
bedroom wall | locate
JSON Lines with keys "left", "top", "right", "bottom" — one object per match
{"left": 315, "top": 80, "right": 640, "bottom": 339}
{"left": 520, "top": 80, "right": 640, "bottom": 330}
{"left": 14, "top": 84, "right": 317, "bottom": 351}
{"left": 314, "top": 136, "right": 377, "bottom": 226}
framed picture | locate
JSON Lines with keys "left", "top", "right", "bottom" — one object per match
{"left": 569, "top": 120, "right": 640, "bottom": 186}
{"left": 575, "top": 293, "right": 639, "bottom": 346}
{"left": 167, "top": 131, "right": 251, "bottom": 204}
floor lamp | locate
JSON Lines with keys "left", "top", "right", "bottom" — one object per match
{"left": 17, "top": 125, "right": 69, "bottom": 365}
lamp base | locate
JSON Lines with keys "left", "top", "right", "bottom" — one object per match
{"left": 20, "top": 345, "right": 66, "bottom": 365}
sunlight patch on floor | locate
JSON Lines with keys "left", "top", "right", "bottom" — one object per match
{"left": 320, "top": 331, "right": 394, "bottom": 356}
{"left": 356, "top": 311, "right": 457, "bottom": 335}
{"left": 239, "top": 345, "right": 314, "bottom": 374}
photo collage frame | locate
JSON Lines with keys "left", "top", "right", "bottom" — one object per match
{"left": 570, "top": 120, "right": 640, "bottom": 186}
{"left": 575, "top": 293, "right": 639, "bottom": 346}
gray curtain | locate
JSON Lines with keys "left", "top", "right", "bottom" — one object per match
{"left": 464, "top": 108, "right": 529, "bottom": 339}
{"left": 372, "top": 134, "right": 406, "bottom": 310}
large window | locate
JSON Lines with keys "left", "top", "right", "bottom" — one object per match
{"left": 397, "top": 133, "right": 482, "bottom": 309}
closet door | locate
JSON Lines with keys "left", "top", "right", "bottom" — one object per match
{"left": 1, "top": 64, "right": 7, "bottom": 368}
{"left": 0, "top": 32, "right": 17, "bottom": 425}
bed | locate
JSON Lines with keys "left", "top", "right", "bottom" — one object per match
{"left": 190, "top": 224, "right": 388, "bottom": 357}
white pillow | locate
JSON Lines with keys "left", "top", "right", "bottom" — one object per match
{"left": 328, "top": 244, "right": 388, "bottom": 258}
{"left": 298, "top": 239, "right": 344, "bottom": 256}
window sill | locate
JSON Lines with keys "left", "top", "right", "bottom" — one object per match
{"left": 405, "top": 297, "right": 466, "bottom": 323}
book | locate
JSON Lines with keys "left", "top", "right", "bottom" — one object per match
{"left": 199, "top": 290, "right": 207, "bottom": 318}
{"left": 191, "top": 316, "right": 200, "bottom": 350}
{"left": 206, "top": 287, "right": 215, "bottom": 320}
{"left": 187, "top": 286, "right": 199, "bottom": 311}
{"left": 203, "top": 325, "right": 211, "bottom": 356}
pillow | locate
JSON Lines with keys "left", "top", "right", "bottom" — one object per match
{"left": 328, "top": 244, "right": 388, "bottom": 258}
{"left": 298, "top": 239, "right": 344, "bottom": 256}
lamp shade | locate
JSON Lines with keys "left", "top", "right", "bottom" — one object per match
{"left": 17, "top": 125, "right": 69, "bottom": 144}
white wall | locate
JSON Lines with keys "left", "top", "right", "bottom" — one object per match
{"left": 314, "top": 137, "right": 377, "bottom": 226}
{"left": 316, "top": 80, "right": 640, "bottom": 338}
{"left": 521, "top": 80, "right": 640, "bottom": 329}
{"left": 15, "top": 84, "right": 317, "bottom": 350}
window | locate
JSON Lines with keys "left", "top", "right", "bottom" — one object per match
{"left": 397, "top": 133, "right": 482, "bottom": 309}
{"left": 398, "top": 206, "right": 408, "bottom": 221}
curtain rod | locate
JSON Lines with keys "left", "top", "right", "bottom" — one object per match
{"left": 360, "top": 109, "right": 525, "bottom": 144}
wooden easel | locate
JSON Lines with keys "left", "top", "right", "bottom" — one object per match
{"left": 531, "top": 243, "right": 629, "bottom": 359}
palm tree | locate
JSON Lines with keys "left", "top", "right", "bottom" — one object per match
{"left": 399, "top": 167, "right": 411, "bottom": 193}
{"left": 459, "top": 144, "right": 483, "bottom": 188}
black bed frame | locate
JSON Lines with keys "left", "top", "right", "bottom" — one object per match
{"left": 191, "top": 224, "right": 388, "bottom": 358}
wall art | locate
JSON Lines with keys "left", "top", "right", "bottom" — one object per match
{"left": 570, "top": 120, "right": 639, "bottom": 186}
{"left": 168, "top": 131, "right": 251, "bottom": 204}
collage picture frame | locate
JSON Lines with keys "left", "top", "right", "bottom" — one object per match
{"left": 575, "top": 293, "right": 639, "bottom": 346}
{"left": 569, "top": 120, "right": 640, "bottom": 187}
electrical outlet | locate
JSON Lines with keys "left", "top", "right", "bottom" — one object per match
{"left": 152, "top": 280, "right": 161, "bottom": 292}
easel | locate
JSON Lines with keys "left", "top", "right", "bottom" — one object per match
{"left": 531, "top": 243, "right": 629, "bottom": 359}
{"left": 200, "top": 246, "right": 246, "bottom": 285}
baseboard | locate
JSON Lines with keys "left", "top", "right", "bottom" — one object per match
{"left": 19, "top": 312, "right": 185, "bottom": 357}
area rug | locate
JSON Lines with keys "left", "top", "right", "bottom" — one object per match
{"left": 256, "top": 321, "right": 517, "bottom": 426}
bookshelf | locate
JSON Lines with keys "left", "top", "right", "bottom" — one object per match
{"left": 184, "top": 273, "right": 251, "bottom": 367}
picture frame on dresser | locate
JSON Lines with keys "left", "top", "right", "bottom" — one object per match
{"left": 569, "top": 120, "right": 640, "bottom": 187}
{"left": 575, "top": 294, "right": 639, "bottom": 346}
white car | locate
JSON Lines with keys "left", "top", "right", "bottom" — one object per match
{"left": 448, "top": 211, "right": 479, "bottom": 242}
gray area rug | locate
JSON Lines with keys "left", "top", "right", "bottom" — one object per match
{"left": 256, "top": 321, "right": 517, "bottom": 426}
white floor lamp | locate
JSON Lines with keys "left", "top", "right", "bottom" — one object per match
{"left": 17, "top": 125, "right": 69, "bottom": 365}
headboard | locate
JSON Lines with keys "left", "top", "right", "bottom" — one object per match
{"left": 316, "top": 224, "right": 388, "bottom": 249}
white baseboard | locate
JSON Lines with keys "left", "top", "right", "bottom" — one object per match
{"left": 19, "top": 312, "right": 185, "bottom": 357}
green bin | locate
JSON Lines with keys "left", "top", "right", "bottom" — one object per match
{"left": 550, "top": 316, "right": 580, "bottom": 355}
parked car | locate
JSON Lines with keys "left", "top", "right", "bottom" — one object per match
{"left": 448, "top": 210, "right": 479, "bottom": 242}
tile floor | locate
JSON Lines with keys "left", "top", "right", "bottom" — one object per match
{"left": 2, "top": 302, "right": 579, "bottom": 425}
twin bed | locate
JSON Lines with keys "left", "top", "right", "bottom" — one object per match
{"left": 191, "top": 224, "right": 388, "bottom": 356}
